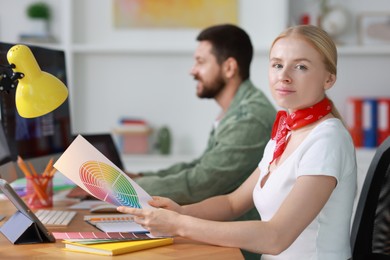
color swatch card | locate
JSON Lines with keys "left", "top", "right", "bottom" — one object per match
{"left": 54, "top": 135, "right": 153, "bottom": 209}
{"left": 84, "top": 214, "right": 147, "bottom": 233}
{"left": 52, "top": 231, "right": 156, "bottom": 240}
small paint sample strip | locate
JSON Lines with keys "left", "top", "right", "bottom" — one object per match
{"left": 52, "top": 232, "right": 152, "bottom": 240}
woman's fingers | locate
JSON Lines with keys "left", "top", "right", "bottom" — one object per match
{"left": 149, "top": 197, "right": 179, "bottom": 211}
{"left": 133, "top": 215, "right": 145, "bottom": 224}
{"left": 117, "top": 206, "right": 144, "bottom": 216}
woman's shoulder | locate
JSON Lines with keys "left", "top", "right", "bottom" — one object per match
{"left": 309, "top": 118, "right": 354, "bottom": 147}
{"left": 314, "top": 118, "right": 347, "bottom": 133}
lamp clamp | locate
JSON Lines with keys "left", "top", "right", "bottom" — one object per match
{"left": 0, "top": 64, "right": 23, "bottom": 93}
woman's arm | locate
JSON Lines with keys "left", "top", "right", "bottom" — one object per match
{"left": 179, "top": 167, "right": 260, "bottom": 220}
{"left": 140, "top": 168, "right": 260, "bottom": 221}
{"left": 118, "top": 174, "right": 336, "bottom": 254}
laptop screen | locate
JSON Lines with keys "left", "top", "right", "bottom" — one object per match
{"left": 66, "top": 133, "right": 125, "bottom": 200}
{"left": 77, "top": 133, "right": 124, "bottom": 170}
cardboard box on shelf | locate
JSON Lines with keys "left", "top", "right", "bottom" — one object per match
{"left": 112, "top": 126, "right": 152, "bottom": 154}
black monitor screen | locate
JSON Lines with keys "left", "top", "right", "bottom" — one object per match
{"left": 0, "top": 42, "right": 72, "bottom": 160}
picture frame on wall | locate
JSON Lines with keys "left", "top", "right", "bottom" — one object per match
{"left": 112, "top": 0, "right": 238, "bottom": 29}
{"left": 358, "top": 12, "right": 390, "bottom": 45}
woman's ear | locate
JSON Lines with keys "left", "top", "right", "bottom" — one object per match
{"left": 223, "top": 57, "right": 238, "bottom": 78}
{"left": 324, "top": 73, "right": 336, "bottom": 90}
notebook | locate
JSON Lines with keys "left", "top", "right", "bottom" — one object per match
{"left": 62, "top": 237, "right": 174, "bottom": 256}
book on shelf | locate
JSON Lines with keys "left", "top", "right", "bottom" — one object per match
{"left": 116, "top": 117, "right": 151, "bottom": 133}
{"left": 62, "top": 237, "right": 174, "bottom": 256}
{"left": 112, "top": 125, "right": 152, "bottom": 134}
{"left": 113, "top": 117, "right": 152, "bottom": 154}
{"left": 120, "top": 117, "right": 148, "bottom": 125}
{"left": 362, "top": 98, "right": 378, "bottom": 147}
{"left": 347, "top": 98, "right": 363, "bottom": 147}
{"left": 347, "top": 97, "right": 390, "bottom": 148}
{"left": 378, "top": 98, "right": 390, "bottom": 144}
{"left": 18, "top": 34, "right": 57, "bottom": 44}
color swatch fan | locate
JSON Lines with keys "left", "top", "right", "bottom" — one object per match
{"left": 54, "top": 135, "right": 153, "bottom": 209}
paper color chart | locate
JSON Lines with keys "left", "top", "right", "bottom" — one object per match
{"left": 54, "top": 135, "right": 153, "bottom": 209}
{"left": 80, "top": 161, "right": 141, "bottom": 208}
{"left": 52, "top": 232, "right": 153, "bottom": 240}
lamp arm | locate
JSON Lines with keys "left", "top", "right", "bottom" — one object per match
{"left": 0, "top": 64, "right": 24, "bottom": 93}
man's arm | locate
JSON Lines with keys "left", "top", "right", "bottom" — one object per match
{"left": 140, "top": 159, "right": 200, "bottom": 177}
{"left": 135, "top": 116, "right": 270, "bottom": 204}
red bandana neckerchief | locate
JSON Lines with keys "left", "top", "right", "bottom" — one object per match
{"left": 269, "top": 97, "right": 332, "bottom": 165}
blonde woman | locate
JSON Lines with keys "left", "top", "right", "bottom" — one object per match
{"left": 118, "top": 25, "right": 357, "bottom": 260}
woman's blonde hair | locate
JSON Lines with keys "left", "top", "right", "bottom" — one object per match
{"left": 271, "top": 25, "right": 343, "bottom": 121}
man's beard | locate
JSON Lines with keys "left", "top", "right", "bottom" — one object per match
{"left": 197, "top": 74, "right": 226, "bottom": 99}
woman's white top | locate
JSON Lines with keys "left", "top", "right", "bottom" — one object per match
{"left": 253, "top": 119, "right": 357, "bottom": 260}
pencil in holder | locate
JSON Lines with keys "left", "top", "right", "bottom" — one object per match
{"left": 26, "top": 175, "right": 53, "bottom": 209}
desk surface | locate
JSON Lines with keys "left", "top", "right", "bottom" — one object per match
{"left": 0, "top": 199, "right": 243, "bottom": 259}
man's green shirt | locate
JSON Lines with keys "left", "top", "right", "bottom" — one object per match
{"left": 136, "top": 80, "right": 276, "bottom": 221}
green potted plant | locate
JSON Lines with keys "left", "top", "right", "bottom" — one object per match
{"left": 27, "top": 2, "right": 50, "bottom": 20}
{"left": 26, "top": 2, "right": 51, "bottom": 36}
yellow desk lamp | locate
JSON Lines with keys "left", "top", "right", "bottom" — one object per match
{"left": 0, "top": 44, "right": 68, "bottom": 118}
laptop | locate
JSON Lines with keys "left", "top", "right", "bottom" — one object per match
{"left": 81, "top": 133, "right": 124, "bottom": 170}
{"left": 66, "top": 133, "right": 124, "bottom": 200}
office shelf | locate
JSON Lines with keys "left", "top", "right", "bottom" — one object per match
{"left": 120, "top": 154, "right": 196, "bottom": 173}
{"left": 7, "top": 0, "right": 386, "bottom": 168}
{"left": 64, "top": 43, "right": 390, "bottom": 56}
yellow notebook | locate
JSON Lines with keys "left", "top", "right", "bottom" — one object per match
{"left": 63, "top": 238, "right": 174, "bottom": 256}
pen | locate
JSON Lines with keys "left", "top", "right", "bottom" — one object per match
{"left": 49, "top": 167, "right": 57, "bottom": 177}
{"left": 43, "top": 157, "right": 54, "bottom": 177}
{"left": 39, "top": 175, "right": 53, "bottom": 195}
{"left": 28, "top": 162, "right": 39, "bottom": 177}
{"left": 17, "top": 156, "right": 32, "bottom": 177}
{"left": 39, "top": 161, "right": 57, "bottom": 192}
{"left": 17, "top": 156, "right": 49, "bottom": 205}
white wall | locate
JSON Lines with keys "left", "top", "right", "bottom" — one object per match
{"left": 289, "top": 0, "right": 390, "bottom": 45}
{"left": 1, "top": 0, "right": 389, "bottom": 157}
{"left": 0, "top": 0, "right": 288, "bottom": 156}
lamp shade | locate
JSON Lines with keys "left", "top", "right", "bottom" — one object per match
{"left": 6, "top": 45, "right": 68, "bottom": 118}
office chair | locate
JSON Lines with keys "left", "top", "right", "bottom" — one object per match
{"left": 350, "top": 137, "right": 390, "bottom": 260}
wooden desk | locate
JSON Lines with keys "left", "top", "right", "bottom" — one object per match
{"left": 0, "top": 199, "right": 243, "bottom": 259}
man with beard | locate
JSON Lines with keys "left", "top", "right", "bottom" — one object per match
{"left": 131, "top": 24, "right": 275, "bottom": 228}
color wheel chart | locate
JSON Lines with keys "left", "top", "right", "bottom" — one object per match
{"left": 54, "top": 135, "right": 153, "bottom": 209}
{"left": 80, "top": 161, "right": 141, "bottom": 208}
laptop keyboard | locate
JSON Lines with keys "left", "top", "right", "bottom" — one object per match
{"left": 35, "top": 209, "right": 77, "bottom": 227}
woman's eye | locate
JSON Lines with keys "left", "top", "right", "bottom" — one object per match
{"left": 296, "top": 65, "right": 308, "bottom": 70}
{"left": 273, "top": 63, "right": 282, "bottom": 69}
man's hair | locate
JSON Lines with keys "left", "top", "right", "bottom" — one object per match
{"left": 196, "top": 24, "right": 253, "bottom": 81}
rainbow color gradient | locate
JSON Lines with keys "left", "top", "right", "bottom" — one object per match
{"left": 79, "top": 161, "right": 141, "bottom": 208}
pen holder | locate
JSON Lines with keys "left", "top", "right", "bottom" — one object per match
{"left": 25, "top": 176, "right": 53, "bottom": 209}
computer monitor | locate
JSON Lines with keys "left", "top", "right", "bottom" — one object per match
{"left": 0, "top": 120, "right": 17, "bottom": 183}
{"left": 0, "top": 119, "right": 12, "bottom": 166}
{"left": 0, "top": 42, "right": 73, "bottom": 163}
